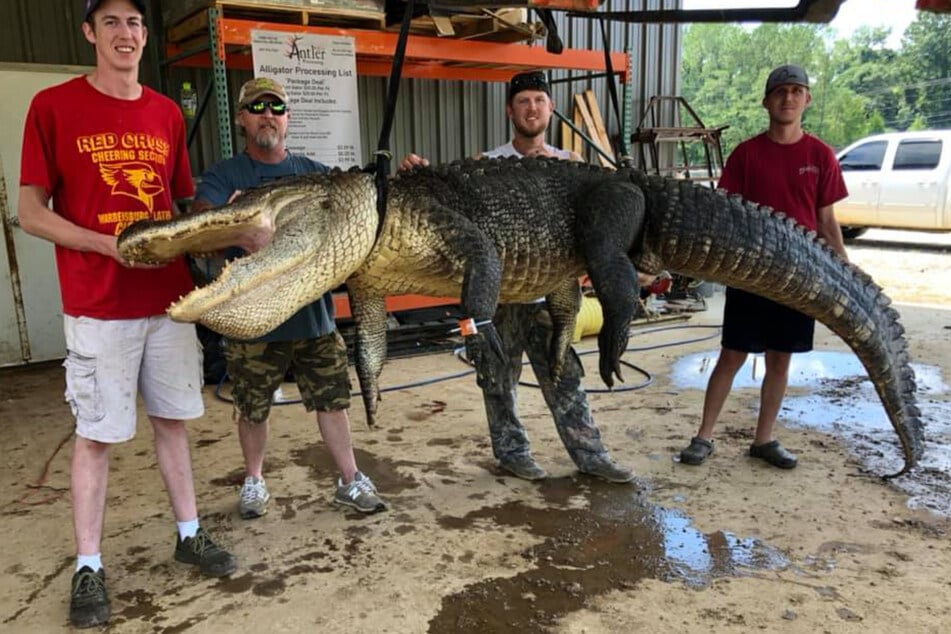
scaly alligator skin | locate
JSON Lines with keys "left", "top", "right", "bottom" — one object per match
{"left": 118, "top": 158, "right": 924, "bottom": 476}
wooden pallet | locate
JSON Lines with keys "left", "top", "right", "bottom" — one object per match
{"left": 566, "top": 90, "right": 614, "bottom": 167}
{"left": 385, "top": 5, "right": 541, "bottom": 43}
{"left": 166, "top": 0, "right": 387, "bottom": 43}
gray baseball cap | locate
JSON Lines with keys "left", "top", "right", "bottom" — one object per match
{"left": 765, "top": 64, "right": 809, "bottom": 96}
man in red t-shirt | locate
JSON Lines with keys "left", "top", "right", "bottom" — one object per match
{"left": 679, "top": 64, "right": 849, "bottom": 470}
{"left": 17, "top": 1, "right": 236, "bottom": 628}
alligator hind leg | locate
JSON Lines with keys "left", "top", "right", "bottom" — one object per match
{"left": 572, "top": 181, "right": 646, "bottom": 387}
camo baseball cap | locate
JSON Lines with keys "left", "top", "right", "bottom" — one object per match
{"left": 507, "top": 71, "right": 551, "bottom": 101}
{"left": 237, "top": 77, "right": 289, "bottom": 107}
{"left": 84, "top": 0, "right": 147, "bottom": 20}
{"left": 764, "top": 64, "right": 809, "bottom": 96}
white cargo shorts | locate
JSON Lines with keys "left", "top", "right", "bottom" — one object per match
{"left": 63, "top": 315, "right": 205, "bottom": 443}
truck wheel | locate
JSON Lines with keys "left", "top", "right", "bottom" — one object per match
{"left": 841, "top": 226, "right": 868, "bottom": 240}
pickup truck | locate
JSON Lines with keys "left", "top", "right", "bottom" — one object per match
{"left": 835, "top": 130, "right": 951, "bottom": 238}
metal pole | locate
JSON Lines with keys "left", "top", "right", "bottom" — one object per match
{"left": 552, "top": 109, "right": 617, "bottom": 167}
{"left": 209, "top": 8, "right": 233, "bottom": 159}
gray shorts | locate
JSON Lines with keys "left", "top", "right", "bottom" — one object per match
{"left": 63, "top": 315, "right": 205, "bottom": 443}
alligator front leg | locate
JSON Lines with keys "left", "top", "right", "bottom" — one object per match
{"left": 572, "top": 180, "right": 646, "bottom": 387}
{"left": 348, "top": 286, "right": 387, "bottom": 428}
{"left": 545, "top": 278, "right": 583, "bottom": 381}
{"left": 349, "top": 197, "right": 507, "bottom": 423}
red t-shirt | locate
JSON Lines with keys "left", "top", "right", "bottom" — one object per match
{"left": 718, "top": 132, "right": 848, "bottom": 231}
{"left": 20, "top": 76, "right": 195, "bottom": 319}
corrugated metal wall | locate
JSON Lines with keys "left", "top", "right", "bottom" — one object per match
{"left": 1, "top": 0, "right": 682, "bottom": 173}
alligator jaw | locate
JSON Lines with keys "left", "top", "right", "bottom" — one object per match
{"left": 117, "top": 188, "right": 302, "bottom": 264}
{"left": 167, "top": 236, "right": 323, "bottom": 338}
{"left": 118, "top": 171, "right": 380, "bottom": 340}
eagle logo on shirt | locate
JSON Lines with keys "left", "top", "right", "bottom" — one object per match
{"left": 98, "top": 162, "right": 165, "bottom": 212}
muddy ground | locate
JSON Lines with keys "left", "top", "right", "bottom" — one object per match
{"left": 1, "top": 233, "right": 950, "bottom": 633}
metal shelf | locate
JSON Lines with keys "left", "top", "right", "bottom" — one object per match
{"left": 165, "top": 8, "right": 630, "bottom": 319}
{"left": 167, "top": 16, "right": 630, "bottom": 82}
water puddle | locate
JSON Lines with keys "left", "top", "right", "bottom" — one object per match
{"left": 430, "top": 478, "right": 787, "bottom": 632}
{"left": 672, "top": 350, "right": 951, "bottom": 515}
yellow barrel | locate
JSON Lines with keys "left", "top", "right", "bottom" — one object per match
{"left": 572, "top": 296, "right": 604, "bottom": 342}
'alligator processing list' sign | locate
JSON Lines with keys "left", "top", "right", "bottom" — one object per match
{"left": 250, "top": 30, "right": 362, "bottom": 168}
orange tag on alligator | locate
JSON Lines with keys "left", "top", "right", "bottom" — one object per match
{"left": 457, "top": 318, "right": 478, "bottom": 336}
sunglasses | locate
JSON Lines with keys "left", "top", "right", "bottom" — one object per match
{"left": 243, "top": 100, "right": 288, "bottom": 115}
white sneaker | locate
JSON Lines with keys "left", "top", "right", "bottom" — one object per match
{"left": 333, "top": 472, "right": 387, "bottom": 513}
{"left": 239, "top": 476, "right": 270, "bottom": 519}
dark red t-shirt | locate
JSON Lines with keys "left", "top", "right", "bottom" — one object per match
{"left": 718, "top": 132, "right": 848, "bottom": 231}
{"left": 20, "top": 76, "right": 195, "bottom": 319}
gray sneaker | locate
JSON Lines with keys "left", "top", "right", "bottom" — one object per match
{"left": 498, "top": 454, "right": 547, "bottom": 480}
{"left": 577, "top": 454, "right": 636, "bottom": 483}
{"left": 333, "top": 471, "right": 387, "bottom": 513}
{"left": 239, "top": 476, "right": 270, "bottom": 519}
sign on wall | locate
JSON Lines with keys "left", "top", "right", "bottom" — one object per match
{"left": 251, "top": 30, "right": 362, "bottom": 168}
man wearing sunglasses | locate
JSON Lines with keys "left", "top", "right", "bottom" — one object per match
{"left": 192, "top": 77, "right": 387, "bottom": 523}
{"left": 400, "top": 71, "right": 635, "bottom": 484}
{"left": 18, "top": 0, "right": 237, "bottom": 628}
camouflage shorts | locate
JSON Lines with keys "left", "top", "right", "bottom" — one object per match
{"left": 224, "top": 331, "right": 351, "bottom": 424}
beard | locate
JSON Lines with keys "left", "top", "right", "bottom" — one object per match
{"left": 253, "top": 127, "right": 281, "bottom": 150}
{"left": 513, "top": 118, "right": 548, "bottom": 139}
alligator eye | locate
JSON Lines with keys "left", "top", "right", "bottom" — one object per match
{"left": 321, "top": 200, "right": 332, "bottom": 210}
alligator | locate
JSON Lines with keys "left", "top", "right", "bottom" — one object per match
{"left": 118, "top": 157, "right": 924, "bottom": 477}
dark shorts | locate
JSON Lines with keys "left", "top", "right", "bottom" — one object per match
{"left": 721, "top": 287, "right": 814, "bottom": 353}
{"left": 224, "top": 331, "right": 352, "bottom": 423}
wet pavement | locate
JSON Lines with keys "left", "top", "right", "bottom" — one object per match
{"left": 429, "top": 478, "right": 787, "bottom": 633}
{"left": 671, "top": 349, "right": 951, "bottom": 516}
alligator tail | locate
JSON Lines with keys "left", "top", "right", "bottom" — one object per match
{"left": 638, "top": 175, "right": 924, "bottom": 477}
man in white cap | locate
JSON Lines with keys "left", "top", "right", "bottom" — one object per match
{"left": 679, "top": 64, "right": 849, "bottom": 469}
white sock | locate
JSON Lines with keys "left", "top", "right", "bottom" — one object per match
{"left": 76, "top": 554, "right": 102, "bottom": 572}
{"left": 177, "top": 518, "right": 200, "bottom": 540}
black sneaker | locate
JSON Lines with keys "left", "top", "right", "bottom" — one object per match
{"left": 69, "top": 566, "right": 110, "bottom": 628}
{"left": 174, "top": 528, "right": 238, "bottom": 577}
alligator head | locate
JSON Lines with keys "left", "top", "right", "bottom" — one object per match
{"left": 117, "top": 170, "right": 378, "bottom": 339}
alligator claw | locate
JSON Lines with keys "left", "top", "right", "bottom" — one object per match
{"left": 465, "top": 323, "right": 506, "bottom": 394}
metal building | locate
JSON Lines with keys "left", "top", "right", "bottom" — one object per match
{"left": 0, "top": 0, "right": 683, "bottom": 366}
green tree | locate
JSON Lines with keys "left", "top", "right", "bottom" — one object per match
{"left": 898, "top": 12, "right": 951, "bottom": 128}
{"left": 677, "top": 16, "right": 948, "bottom": 165}
{"left": 680, "top": 22, "right": 830, "bottom": 157}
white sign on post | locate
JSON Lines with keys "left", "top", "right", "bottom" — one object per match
{"left": 250, "top": 30, "right": 362, "bottom": 168}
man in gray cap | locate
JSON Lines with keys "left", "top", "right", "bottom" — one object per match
{"left": 679, "top": 64, "right": 849, "bottom": 470}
